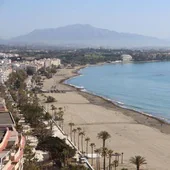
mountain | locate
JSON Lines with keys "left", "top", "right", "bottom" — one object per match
{"left": 9, "top": 24, "right": 170, "bottom": 47}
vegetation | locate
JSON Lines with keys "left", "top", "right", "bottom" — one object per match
{"left": 130, "top": 156, "right": 147, "bottom": 170}
{"left": 85, "top": 137, "right": 90, "bottom": 155}
{"left": 68, "top": 122, "right": 75, "bottom": 141}
{"left": 6, "top": 69, "right": 27, "bottom": 90}
{"left": 21, "top": 104, "right": 44, "bottom": 127}
{"left": 36, "top": 136, "right": 76, "bottom": 168}
{"left": 38, "top": 65, "right": 58, "bottom": 79}
{"left": 90, "top": 143, "right": 95, "bottom": 166}
{"left": 111, "top": 160, "right": 119, "bottom": 170}
{"left": 61, "top": 164, "right": 88, "bottom": 170}
{"left": 97, "top": 131, "right": 111, "bottom": 170}
{"left": 108, "top": 149, "right": 113, "bottom": 170}
{"left": 72, "top": 128, "right": 77, "bottom": 145}
{"left": 24, "top": 144, "right": 40, "bottom": 170}
{"left": 46, "top": 96, "right": 56, "bottom": 103}
{"left": 79, "top": 131, "right": 85, "bottom": 153}
{"left": 77, "top": 127, "right": 81, "bottom": 150}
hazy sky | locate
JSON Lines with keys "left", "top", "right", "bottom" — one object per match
{"left": 0, "top": 0, "right": 170, "bottom": 39}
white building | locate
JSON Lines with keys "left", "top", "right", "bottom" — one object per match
{"left": 44, "top": 59, "right": 51, "bottom": 68}
{"left": 121, "top": 54, "right": 133, "bottom": 62}
{"left": 51, "top": 59, "right": 61, "bottom": 67}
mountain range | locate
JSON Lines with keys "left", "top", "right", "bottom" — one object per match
{"left": 0, "top": 24, "right": 169, "bottom": 47}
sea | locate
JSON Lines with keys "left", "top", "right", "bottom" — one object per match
{"left": 66, "top": 61, "right": 170, "bottom": 122}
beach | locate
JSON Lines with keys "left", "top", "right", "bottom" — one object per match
{"left": 38, "top": 66, "right": 170, "bottom": 170}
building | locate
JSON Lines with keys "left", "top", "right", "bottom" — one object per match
{"left": 121, "top": 54, "right": 133, "bottom": 62}
{"left": 0, "top": 59, "right": 13, "bottom": 84}
{"left": 44, "top": 58, "right": 61, "bottom": 68}
{"left": 44, "top": 59, "right": 51, "bottom": 68}
{"left": 0, "top": 100, "right": 25, "bottom": 170}
{"left": 51, "top": 59, "right": 61, "bottom": 67}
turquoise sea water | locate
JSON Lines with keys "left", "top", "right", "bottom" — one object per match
{"left": 67, "top": 61, "right": 170, "bottom": 122}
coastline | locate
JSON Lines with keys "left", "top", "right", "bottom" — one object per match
{"left": 40, "top": 64, "right": 170, "bottom": 169}
{"left": 62, "top": 64, "right": 170, "bottom": 134}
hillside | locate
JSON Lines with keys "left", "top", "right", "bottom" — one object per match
{"left": 7, "top": 24, "right": 170, "bottom": 47}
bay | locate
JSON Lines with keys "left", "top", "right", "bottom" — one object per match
{"left": 67, "top": 61, "right": 170, "bottom": 122}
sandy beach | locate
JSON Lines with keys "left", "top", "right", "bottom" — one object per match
{"left": 38, "top": 66, "right": 170, "bottom": 170}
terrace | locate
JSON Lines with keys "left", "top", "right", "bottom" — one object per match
{"left": 0, "top": 128, "right": 25, "bottom": 170}
{"left": 0, "top": 110, "right": 25, "bottom": 170}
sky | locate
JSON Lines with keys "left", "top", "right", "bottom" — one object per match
{"left": 0, "top": 0, "right": 170, "bottom": 39}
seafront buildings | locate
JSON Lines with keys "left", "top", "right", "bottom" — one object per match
{"left": 0, "top": 55, "right": 61, "bottom": 169}
{"left": 0, "top": 98, "right": 25, "bottom": 170}
{"left": 0, "top": 53, "right": 61, "bottom": 84}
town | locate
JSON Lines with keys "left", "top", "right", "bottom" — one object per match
{"left": 0, "top": 45, "right": 170, "bottom": 170}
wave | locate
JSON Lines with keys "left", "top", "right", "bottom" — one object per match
{"left": 67, "top": 83, "right": 85, "bottom": 90}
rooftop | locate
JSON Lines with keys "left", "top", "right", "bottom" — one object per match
{"left": 0, "top": 112, "right": 15, "bottom": 125}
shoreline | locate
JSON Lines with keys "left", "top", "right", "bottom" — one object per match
{"left": 40, "top": 63, "right": 170, "bottom": 169}
{"left": 61, "top": 64, "right": 170, "bottom": 134}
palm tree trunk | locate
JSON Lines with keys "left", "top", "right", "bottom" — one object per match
{"left": 86, "top": 141, "right": 89, "bottom": 155}
{"left": 109, "top": 156, "right": 111, "bottom": 170}
{"left": 137, "top": 165, "right": 139, "bottom": 170}
{"left": 91, "top": 147, "right": 93, "bottom": 165}
{"left": 61, "top": 120, "right": 64, "bottom": 130}
{"left": 81, "top": 136, "right": 84, "bottom": 153}
{"left": 104, "top": 155, "right": 106, "bottom": 170}
{"left": 70, "top": 126, "right": 72, "bottom": 141}
{"left": 78, "top": 135, "right": 80, "bottom": 150}
{"left": 103, "top": 140, "right": 106, "bottom": 170}
{"left": 74, "top": 132, "right": 76, "bottom": 145}
{"left": 98, "top": 156, "right": 100, "bottom": 170}
{"left": 96, "top": 155, "right": 98, "bottom": 170}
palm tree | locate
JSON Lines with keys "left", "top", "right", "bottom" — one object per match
{"left": 79, "top": 131, "right": 85, "bottom": 153}
{"left": 94, "top": 148, "right": 101, "bottom": 170}
{"left": 57, "top": 110, "right": 64, "bottom": 127}
{"left": 68, "top": 122, "right": 75, "bottom": 141}
{"left": 72, "top": 129, "right": 77, "bottom": 145}
{"left": 111, "top": 160, "right": 118, "bottom": 170}
{"left": 62, "top": 149, "right": 69, "bottom": 166}
{"left": 108, "top": 150, "right": 113, "bottom": 170}
{"left": 49, "top": 120, "right": 54, "bottom": 132}
{"left": 90, "top": 143, "right": 96, "bottom": 166}
{"left": 77, "top": 127, "right": 82, "bottom": 150}
{"left": 97, "top": 131, "right": 111, "bottom": 170}
{"left": 51, "top": 104, "right": 56, "bottom": 118}
{"left": 85, "top": 137, "right": 90, "bottom": 155}
{"left": 102, "top": 147, "right": 108, "bottom": 167}
{"left": 129, "top": 156, "right": 147, "bottom": 170}
{"left": 121, "top": 152, "right": 124, "bottom": 164}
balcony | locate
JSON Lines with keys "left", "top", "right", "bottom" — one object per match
{"left": 11, "top": 135, "right": 25, "bottom": 163}
{"left": 0, "top": 128, "right": 11, "bottom": 152}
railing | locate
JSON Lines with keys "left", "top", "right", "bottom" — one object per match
{"left": 0, "top": 128, "right": 10, "bottom": 152}
{"left": 12, "top": 135, "right": 25, "bottom": 163}
{"left": 2, "top": 160, "right": 13, "bottom": 170}
{"left": 41, "top": 105, "right": 95, "bottom": 170}
{"left": 52, "top": 120, "right": 95, "bottom": 170}
{"left": 0, "top": 151, "right": 10, "bottom": 170}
